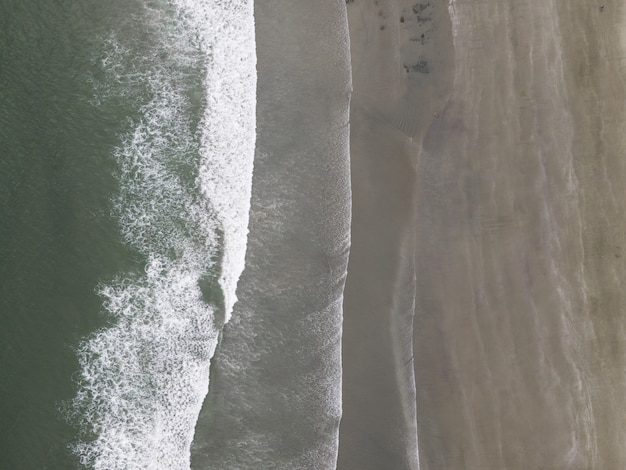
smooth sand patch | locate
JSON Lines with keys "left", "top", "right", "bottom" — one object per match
{"left": 339, "top": 1, "right": 453, "bottom": 469}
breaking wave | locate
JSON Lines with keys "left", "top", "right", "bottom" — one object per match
{"left": 67, "top": 1, "right": 256, "bottom": 468}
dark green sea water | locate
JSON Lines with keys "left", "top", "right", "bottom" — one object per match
{"left": 0, "top": 1, "right": 215, "bottom": 467}
{"left": 0, "top": 1, "right": 134, "bottom": 467}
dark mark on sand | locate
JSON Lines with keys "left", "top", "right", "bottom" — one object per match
{"left": 404, "top": 59, "right": 429, "bottom": 74}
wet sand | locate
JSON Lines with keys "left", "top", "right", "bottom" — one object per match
{"left": 339, "top": 1, "right": 453, "bottom": 469}
{"left": 414, "top": 1, "right": 594, "bottom": 467}
{"left": 557, "top": 1, "right": 626, "bottom": 467}
{"left": 342, "top": 0, "right": 626, "bottom": 469}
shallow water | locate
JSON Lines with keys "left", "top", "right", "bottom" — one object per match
{"left": 190, "top": 1, "right": 351, "bottom": 468}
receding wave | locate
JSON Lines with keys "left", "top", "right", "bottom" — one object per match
{"left": 67, "top": 1, "right": 255, "bottom": 468}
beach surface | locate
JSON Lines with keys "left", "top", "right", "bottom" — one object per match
{"left": 339, "top": 1, "right": 452, "bottom": 469}
{"left": 342, "top": 0, "right": 626, "bottom": 469}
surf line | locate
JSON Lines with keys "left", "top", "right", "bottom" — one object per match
{"left": 67, "top": 2, "right": 256, "bottom": 469}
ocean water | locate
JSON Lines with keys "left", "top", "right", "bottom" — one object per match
{"left": 1, "top": 0, "right": 257, "bottom": 468}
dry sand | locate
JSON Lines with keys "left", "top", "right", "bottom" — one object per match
{"left": 342, "top": 0, "right": 626, "bottom": 469}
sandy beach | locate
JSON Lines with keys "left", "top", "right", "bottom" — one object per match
{"left": 556, "top": 1, "right": 626, "bottom": 467}
{"left": 339, "top": 1, "right": 453, "bottom": 469}
{"left": 342, "top": 0, "right": 626, "bottom": 469}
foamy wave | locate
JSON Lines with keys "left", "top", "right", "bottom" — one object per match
{"left": 173, "top": 0, "right": 257, "bottom": 320}
{"left": 69, "top": 1, "right": 256, "bottom": 468}
{"left": 72, "top": 260, "right": 220, "bottom": 469}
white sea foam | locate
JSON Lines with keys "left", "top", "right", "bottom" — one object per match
{"left": 69, "top": 1, "right": 256, "bottom": 468}
{"left": 172, "top": 0, "right": 257, "bottom": 320}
